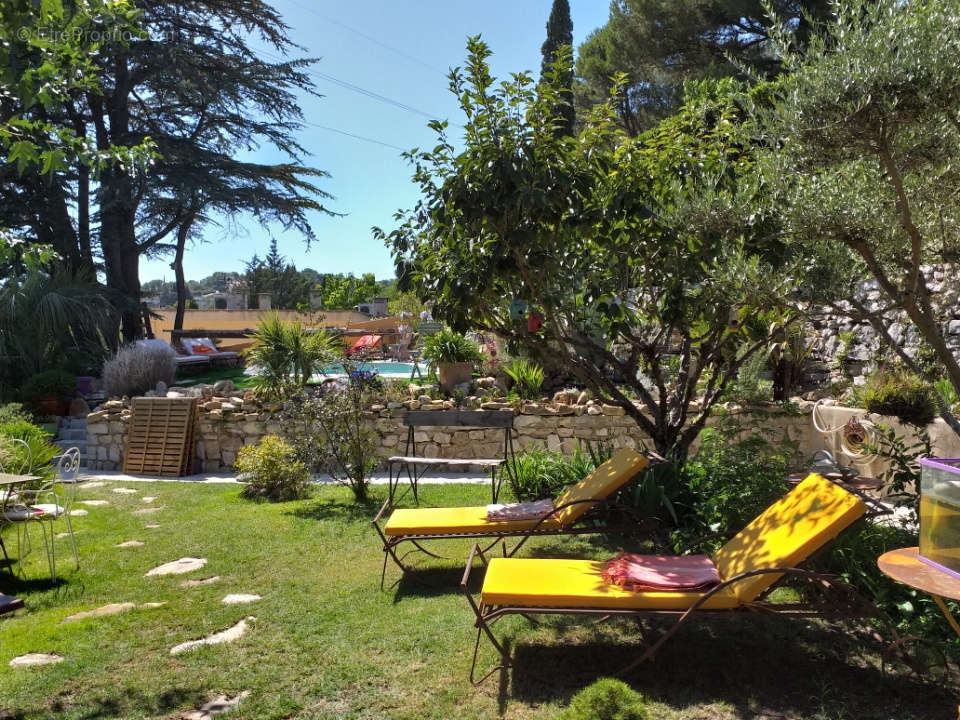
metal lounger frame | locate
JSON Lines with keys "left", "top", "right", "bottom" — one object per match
{"left": 460, "top": 481, "right": 893, "bottom": 684}
{"left": 373, "top": 496, "right": 656, "bottom": 590}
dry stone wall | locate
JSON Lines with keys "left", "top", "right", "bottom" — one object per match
{"left": 86, "top": 388, "right": 817, "bottom": 473}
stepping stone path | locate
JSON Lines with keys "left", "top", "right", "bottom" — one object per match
{"left": 70, "top": 509, "right": 88, "bottom": 517}
{"left": 9, "top": 653, "right": 63, "bottom": 667}
{"left": 222, "top": 594, "right": 261, "bottom": 605}
{"left": 56, "top": 531, "right": 80, "bottom": 539}
{"left": 170, "top": 617, "right": 253, "bottom": 655}
{"left": 116, "top": 540, "right": 144, "bottom": 547}
{"left": 145, "top": 523, "right": 161, "bottom": 529}
{"left": 146, "top": 557, "right": 207, "bottom": 576}
{"left": 80, "top": 500, "right": 109, "bottom": 506}
{"left": 64, "top": 602, "right": 135, "bottom": 622}
{"left": 63, "top": 602, "right": 165, "bottom": 623}
{"left": 142, "top": 496, "right": 157, "bottom": 503}
{"left": 132, "top": 506, "right": 164, "bottom": 516}
{"left": 184, "top": 691, "right": 250, "bottom": 720}
{"left": 181, "top": 576, "right": 221, "bottom": 588}
{"left": 81, "top": 481, "right": 105, "bottom": 489}
{"left": 112, "top": 488, "right": 138, "bottom": 494}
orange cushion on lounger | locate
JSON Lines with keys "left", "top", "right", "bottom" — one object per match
{"left": 384, "top": 505, "right": 558, "bottom": 536}
{"left": 551, "top": 448, "right": 649, "bottom": 527}
{"left": 481, "top": 557, "right": 740, "bottom": 610}
{"left": 192, "top": 344, "right": 215, "bottom": 354}
{"left": 712, "top": 473, "right": 866, "bottom": 602}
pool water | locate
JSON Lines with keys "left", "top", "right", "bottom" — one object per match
{"left": 320, "top": 361, "right": 417, "bottom": 377}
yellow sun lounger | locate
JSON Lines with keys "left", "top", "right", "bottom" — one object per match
{"left": 372, "top": 448, "right": 654, "bottom": 586}
{"left": 462, "top": 473, "right": 887, "bottom": 683}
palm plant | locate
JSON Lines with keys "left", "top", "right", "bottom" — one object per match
{"left": 244, "top": 314, "right": 339, "bottom": 399}
{"left": 0, "top": 266, "right": 122, "bottom": 399}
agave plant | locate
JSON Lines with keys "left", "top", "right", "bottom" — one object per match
{"left": 244, "top": 313, "right": 340, "bottom": 399}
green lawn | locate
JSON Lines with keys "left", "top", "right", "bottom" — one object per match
{"left": 0, "top": 482, "right": 956, "bottom": 720}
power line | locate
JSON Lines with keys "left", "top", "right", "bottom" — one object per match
{"left": 304, "top": 120, "right": 408, "bottom": 152}
{"left": 258, "top": 46, "right": 449, "bottom": 123}
{"left": 284, "top": 0, "right": 446, "bottom": 76}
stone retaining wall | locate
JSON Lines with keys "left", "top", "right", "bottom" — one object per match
{"left": 86, "top": 392, "right": 817, "bottom": 473}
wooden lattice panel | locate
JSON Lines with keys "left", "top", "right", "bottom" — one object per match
{"left": 123, "top": 397, "right": 199, "bottom": 476}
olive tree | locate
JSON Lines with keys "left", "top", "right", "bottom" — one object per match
{"left": 764, "top": 0, "right": 960, "bottom": 434}
{"left": 377, "top": 39, "right": 813, "bottom": 458}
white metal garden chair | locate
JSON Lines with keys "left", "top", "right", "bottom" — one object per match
{"left": 0, "top": 438, "right": 56, "bottom": 580}
{"left": 23, "top": 448, "right": 83, "bottom": 580}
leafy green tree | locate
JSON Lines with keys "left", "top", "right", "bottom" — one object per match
{"left": 2, "top": 0, "right": 331, "bottom": 343}
{"left": 540, "top": 0, "right": 574, "bottom": 136}
{"left": 763, "top": 0, "right": 960, "bottom": 436}
{"left": 378, "top": 39, "right": 810, "bottom": 457}
{"left": 575, "top": 0, "right": 831, "bottom": 135}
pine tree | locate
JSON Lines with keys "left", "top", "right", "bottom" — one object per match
{"left": 540, "top": 0, "right": 575, "bottom": 136}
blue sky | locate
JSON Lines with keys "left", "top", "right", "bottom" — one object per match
{"left": 139, "top": 0, "right": 610, "bottom": 284}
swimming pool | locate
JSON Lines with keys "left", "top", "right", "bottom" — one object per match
{"left": 318, "top": 361, "right": 416, "bottom": 378}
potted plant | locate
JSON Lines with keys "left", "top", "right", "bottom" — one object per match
{"left": 22, "top": 369, "right": 77, "bottom": 416}
{"left": 422, "top": 329, "right": 482, "bottom": 393}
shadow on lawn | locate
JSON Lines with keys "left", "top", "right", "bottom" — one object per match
{"left": 1, "top": 685, "right": 208, "bottom": 720}
{"left": 390, "top": 564, "right": 484, "bottom": 603}
{"left": 505, "top": 614, "right": 959, "bottom": 719}
{"left": 287, "top": 497, "right": 381, "bottom": 523}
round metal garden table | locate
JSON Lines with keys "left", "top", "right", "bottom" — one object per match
{"left": 877, "top": 547, "right": 960, "bottom": 639}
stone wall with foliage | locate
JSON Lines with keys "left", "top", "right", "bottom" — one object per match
{"left": 808, "top": 264, "right": 960, "bottom": 386}
{"left": 86, "top": 383, "right": 822, "bottom": 473}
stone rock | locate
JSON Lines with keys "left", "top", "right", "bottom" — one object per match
{"left": 146, "top": 557, "right": 207, "bottom": 576}
{"left": 132, "top": 506, "right": 164, "bottom": 516}
{"left": 180, "top": 576, "right": 221, "bottom": 588}
{"left": 80, "top": 481, "right": 105, "bottom": 489}
{"left": 112, "top": 488, "right": 137, "bottom": 494}
{"left": 576, "top": 391, "right": 589, "bottom": 405}
{"left": 116, "top": 540, "right": 144, "bottom": 548}
{"left": 80, "top": 500, "right": 109, "bottom": 507}
{"left": 142, "top": 496, "right": 157, "bottom": 503}
{"left": 480, "top": 401, "right": 512, "bottom": 410}
{"left": 601, "top": 404, "right": 626, "bottom": 416}
{"left": 222, "top": 594, "right": 261, "bottom": 605}
{"left": 213, "top": 379, "right": 235, "bottom": 394}
{"left": 553, "top": 390, "right": 577, "bottom": 405}
{"left": 104, "top": 400, "right": 124, "bottom": 409}
{"left": 201, "top": 385, "right": 215, "bottom": 400}
{"left": 86, "top": 410, "right": 108, "bottom": 423}
{"left": 184, "top": 691, "right": 251, "bottom": 720}
{"left": 70, "top": 509, "right": 89, "bottom": 517}
{"left": 9, "top": 653, "right": 63, "bottom": 667}
{"left": 586, "top": 405, "right": 602, "bottom": 415}
{"left": 170, "top": 616, "right": 254, "bottom": 655}
{"left": 203, "top": 400, "right": 222, "bottom": 411}
{"left": 475, "top": 376, "right": 497, "bottom": 388}
{"left": 64, "top": 602, "right": 135, "bottom": 622}
{"left": 417, "top": 395, "right": 432, "bottom": 404}
{"left": 553, "top": 403, "right": 575, "bottom": 416}
{"left": 145, "top": 523, "right": 161, "bottom": 529}
{"left": 143, "top": 390, "right": 157, "bottom": 398}
{"left": 69, "top": 397, "right": 91, "bottom": 417}
{"left": 154, "top": 380, "right": 168, "bottom": 396}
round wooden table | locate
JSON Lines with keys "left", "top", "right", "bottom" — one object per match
{"left": 877, "top": 547, "right": 960, "bottom": 639}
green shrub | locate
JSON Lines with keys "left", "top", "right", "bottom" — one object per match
{"left": 559, "top": 678, "right": 649, "bottom": 720}
{"left": 858, "top": 369, "right": 937, "bottom": 426}
{"left": 503, "top": 357, "right": 545, "bottom": 400}
{"left": 0, "top": 419, "right": 58, "bottom": 488}
{"left": 235, "top": 435, "right": 312, "bottom": 501}
{"left": 22, "top": 368, "right": 76, "bottom": 402}
{"left": 508, "top": 446, "right": 597, "bottom": 502}
{"left": 681, "top": 425, "right": 792, "bottom": 540}
{"left": 0, "top": 403, "right": 31, "bottom": 425}
{"left": 720, "top": 351, "right": 773, "bottom": 405}
{"left": 422, "top": 329, "right": 482, "bottom": 365}
{"left": 280, "top": 363, "right": 380, "bottom": 503}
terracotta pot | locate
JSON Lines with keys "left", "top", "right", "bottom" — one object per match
{"left": 36, "top": 396, "right": 65, "bottom": 416}
{"left": 437, "top": 362, "right": 474, "bottom": 393}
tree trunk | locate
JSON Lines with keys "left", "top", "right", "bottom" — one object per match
{"left": 171, "top": 214, "right": 195, "bottom": 331}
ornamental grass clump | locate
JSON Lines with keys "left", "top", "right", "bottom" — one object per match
{"left": 102, "top": 342, "right": 175, "bottom": 397}
{"left": 235, "top": 434, "right": 311, "bottom": 502}
{"left": 559, "top": 678, "right": 649, "bottom": 720}
{"left": 859, "top": 369, "right": 938, "bottom": 427}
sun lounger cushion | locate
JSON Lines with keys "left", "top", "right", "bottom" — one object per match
{"left": 384, "top": 506, "right": 559, "bottom": 536}
{"left": 712, "top": 473, "right": 866, "bottom": 602}
{"left": 551, "top": 448, "right": 649, "bottom": 527}
{"left": 481, "top": 557, "right": 740, "bottom": 610}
